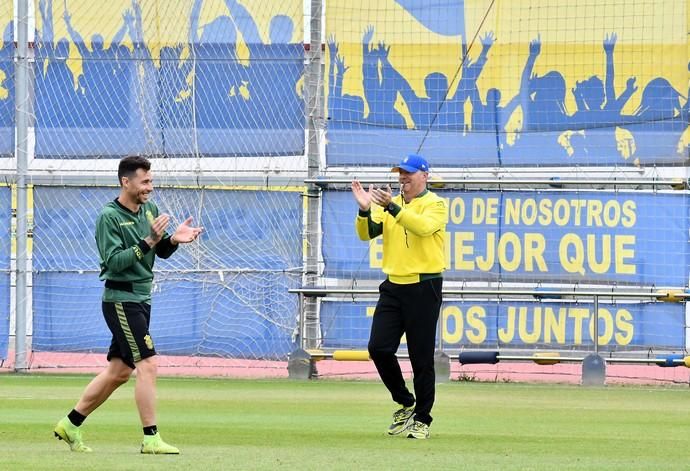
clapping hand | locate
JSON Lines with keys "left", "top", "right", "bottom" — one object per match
{"left": 171, "top": 217, "right": 203, "bottom": 244}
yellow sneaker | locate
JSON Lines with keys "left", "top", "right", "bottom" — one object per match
{"left": 141, "top": 433, "right": 180, "bottom": 454}
{"left": 387, "top": 404, "right": 415, "bottom": 435}
{"left": 406, "top": 420, "right": 430, "bottom": 439}
{"left": 54, "top": 417, "right": 92, "bottom": 452}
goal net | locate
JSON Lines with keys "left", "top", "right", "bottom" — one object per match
{"left": 319, "top": 0, "right": 690, "bottom": 358}
{"left": 21, "top": 0, "right": 307, "bottom": 370}
{"left": 2, "top": 0, "right": 690, "bottom": 374}
{"left": 325, "top": 0, "right": 689, "bottom": 168}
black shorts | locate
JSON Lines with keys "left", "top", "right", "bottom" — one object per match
{"left": 102, "top": 301, "right": 156, "bottom": 369}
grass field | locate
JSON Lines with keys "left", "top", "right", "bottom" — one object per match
{"left": 1, "top": 374, "right": 689, "bottom": 470}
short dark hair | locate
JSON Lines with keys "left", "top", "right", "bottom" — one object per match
{"left": 118, "top": 156, "right": 151, "bottom": 186}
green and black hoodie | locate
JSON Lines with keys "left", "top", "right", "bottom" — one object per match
{"left": 96, "top": 199, "right": 177, "bottom": 303}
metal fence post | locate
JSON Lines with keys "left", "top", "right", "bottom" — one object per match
{"left": 13, "top": 0, "right": 31, "bottom": 373}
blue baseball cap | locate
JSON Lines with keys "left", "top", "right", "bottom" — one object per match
{"left": 392, "top": 154, "right": 429, "bottom": 173}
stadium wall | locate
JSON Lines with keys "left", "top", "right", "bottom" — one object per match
{"left": 0, "top": 0, "right": 689, "bottom": 375}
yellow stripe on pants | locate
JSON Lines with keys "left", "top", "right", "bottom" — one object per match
{"left": 115, "top": 303, "right": 141, "bottom": 363}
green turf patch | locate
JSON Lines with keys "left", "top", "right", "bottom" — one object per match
{"left": 1, "top": 375, "right": 688, "bottom": 470}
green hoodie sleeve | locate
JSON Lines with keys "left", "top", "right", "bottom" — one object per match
{"left": 155, "top": 234, "right": 179, "bottom": 259}
{"left": 355, "top": 207, "right": 383, "bottom": 240}
{"left": 96, "top": 213, "right": 151, "bottom": 274}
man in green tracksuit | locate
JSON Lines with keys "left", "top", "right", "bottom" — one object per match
{"left": 352, "top": 154, "right": 448, "bottom": 440}
{"left": 54, "top": 156, "right": 203, "bottom": 454}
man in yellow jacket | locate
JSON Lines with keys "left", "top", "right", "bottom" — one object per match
{"left": 352, "top": 154, "right": 448, "bottom": 439}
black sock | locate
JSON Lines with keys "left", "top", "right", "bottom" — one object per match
{"left": 67, "top": 409, "right": 86, "bottom": 427}
{"left": 143, "top": 425, "right": 158, "bottom": 436}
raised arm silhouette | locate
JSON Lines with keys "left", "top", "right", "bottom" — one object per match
{"left": 379, "top": 29, "right": 494, "bottom": 131}
{"left": 223, "top": 0, "right": 293, "bottom": 45}
{"left": 570, "top": 33, "right": 637, "bottom": 129}
{"left": 63, "top": 5, "right": 133, "bottom": 127}
{"left": 361, "top": 27, "right": 405, "bottom": 128}
{"left": 157, "top": 0, "right": 200, "bottom": 132}
{"left": 222, "top": 0, "right": 302, "bottom": 130}
{"left": 519, "top": 35, "right": 569, "bottom": 132}
{"left": 327, "top": 35, "right": 364, "bottom": 127}
{"left": 36, "top": 0, "right": 79, "bottom": 127}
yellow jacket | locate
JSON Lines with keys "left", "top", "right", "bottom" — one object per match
{"left": 356, "top": 190, "right": 448, "bottom": 284}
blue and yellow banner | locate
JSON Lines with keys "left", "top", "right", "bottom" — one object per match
{"left": 30, "top": 186, "right": 303, "bottom": 358}
{"left": 1, "top": 0, "right": 304, "bottom": 157}
{"left": 321, "top": 300, "right": 685, "bottom": 350}
{"left": 2, "top": 1, "right": 689, "bottom": 163}
{"left": 326, "top": 0, "right": 689, "bottom": 167}
{"left": 323, "top": 190, "right": 690, "bottom": 285}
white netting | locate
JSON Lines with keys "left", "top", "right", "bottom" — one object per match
{"left": 30, "top": 187, "right": 303, "bottom": 360}
{"left": 317, "top": 0, "right": 690, "bottom": 358}
{"left": 24, "top": 0, "right": 308, "bottom": 365}
{"left": 33, "top": 0, "right": 305, "bottom": 158}
{"left": 2, "top": 1, "right": 690, "bottom": 373}
{"left": 324, "top": 0, "right": 689, "bottom": 167}
{"left": 318, "top": 187, "right": 689, "bottom": 353}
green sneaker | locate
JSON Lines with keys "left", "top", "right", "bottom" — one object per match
{"left": 54, "top": 417, "right": 92, "bottom": 452}
{"left": 406, "top": 420, "right": 430, "bottom": 439}
{"left": 141, "top": 433, "right": 180, "bottom": 454}
{"left": 387, "top": 404, "right": 415, "bottom": 435}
